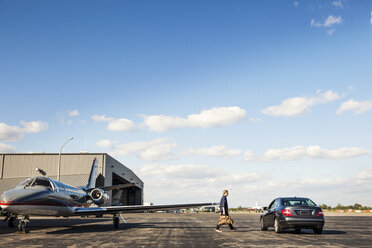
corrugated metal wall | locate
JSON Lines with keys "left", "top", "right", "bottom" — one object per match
{"left": 1, "top": 154, "right": 103, "bottom": 178}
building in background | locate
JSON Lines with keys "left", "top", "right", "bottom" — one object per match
{"left": 0, "top": 153, "right": 143, "bottom": 206}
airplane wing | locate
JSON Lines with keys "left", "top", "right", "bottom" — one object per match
{"left": 73, "top": 202, "right": 217, "bottom": 216}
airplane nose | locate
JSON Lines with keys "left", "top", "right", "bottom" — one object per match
{"left": 0, "top": 191, "right": 12, "bottom": 202}
{"left": 0, "top": 192, "right": 9, "bottom": 209}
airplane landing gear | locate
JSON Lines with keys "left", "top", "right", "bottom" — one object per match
{"left": 8, "top": 215, "right": 17, "bottom": 227}
{"left": 113, "top": 215, "right": 119, "bottom": 229}
{"left": 17, "top": 215, "right": 30, "bottom": 233}
{"left": 113, "top": 214, "right": 126, "bottom": 229}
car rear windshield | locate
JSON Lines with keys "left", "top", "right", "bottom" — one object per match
{"left": 282, "top": 198, "right": 317, "bottom": 207}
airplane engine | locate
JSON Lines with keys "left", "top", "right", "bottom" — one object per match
{"left": 89, "top": 188, "right": 109, "bottom": 206}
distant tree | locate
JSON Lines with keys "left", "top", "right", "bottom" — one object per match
{"left": 319, "top": 204, "right": 328, "bottom": 209}
{"left": 336, "top": 204, "right": 343, "bottom": 210}
{"left": 354, "top": 203, "right": 362, "bottom": 210}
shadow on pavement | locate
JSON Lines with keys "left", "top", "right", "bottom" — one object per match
{"left": 45, "top": 223, "right": 154, "bottom": 234}
{"left": 0, "top": 218, "right": 111, "bottom": 235}
{"left": 277, "top": 229, "right": 347, "bottom": 235}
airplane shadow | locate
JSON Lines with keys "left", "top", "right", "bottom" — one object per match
{"left": 46, "top": 222, "right": 227, "bottom": 234}
{"left": 0, "top": 218, "right": 111, "bottom": 235}
{"left": 45, "top": 222, "right": 154, "bottom": 234}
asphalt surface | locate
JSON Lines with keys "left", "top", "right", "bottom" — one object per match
{"left": 0, "top": 213, "right": 371, "bottom": 247}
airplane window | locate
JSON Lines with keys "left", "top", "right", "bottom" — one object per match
{"left": 18, "top": 178, "right": 34, "bottom": 187}
{"left": 32, "top": 178, "right": 53, "bottom": 190}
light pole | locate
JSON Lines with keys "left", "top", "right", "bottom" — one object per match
{"left": 57, "top": 137, "right": 73, "bottom": 181}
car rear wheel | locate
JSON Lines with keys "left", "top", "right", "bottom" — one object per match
{"left": 313, "top": 227, "right": 323, "bottom": 234}
{"left": 274, "top": 218, "right": 283, "bottom": 233}
{"left": 260, "top": 217, "right": 268, "bottom": 231}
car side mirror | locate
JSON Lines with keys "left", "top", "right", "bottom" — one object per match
{"left": 263, "top": 207, "right": 267, "bottom": 211}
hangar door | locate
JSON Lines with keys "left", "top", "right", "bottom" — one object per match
{"left": 111, "top": 173, "right": 142, "bottom": 206}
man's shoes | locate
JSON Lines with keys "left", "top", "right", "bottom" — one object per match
{"left": 231, "top": 228, "right": 237, "bottom": 232}
{"left": 215, "top": 229, "right": 222, "bottom": 233}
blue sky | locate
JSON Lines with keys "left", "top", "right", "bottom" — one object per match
{"left": 0, "top": 0, "right": 371, "bottom": 207}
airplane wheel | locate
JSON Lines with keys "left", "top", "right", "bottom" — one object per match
{"left": 8, "top": 216, "right": 16, "bottom": 227}
{"left": 17, "top": 220, "right": 29, "bottom": 233}
{"left": 113, "top": 216, "right": 119, "bottom": 229}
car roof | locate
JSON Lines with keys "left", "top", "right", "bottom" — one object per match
{"left": 279, "top": 197, "right": 310, "bottom": 200}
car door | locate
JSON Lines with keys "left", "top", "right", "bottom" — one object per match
{"left": 263, "top": 199, "right": 276, "bottom": 227}
{"left": 267, "top": 199, "right": 280, "bottom": 227}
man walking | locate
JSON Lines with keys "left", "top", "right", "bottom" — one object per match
{"left": 216, "top": 189, "right": 236, "bottom": 232}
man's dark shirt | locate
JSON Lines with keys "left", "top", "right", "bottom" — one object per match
{"left": 219, "top": 195, "right": 229, "bottom": 215}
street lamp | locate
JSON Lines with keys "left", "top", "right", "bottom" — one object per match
{"left": 57, "top": 137, "right": 73, "bottom": 181}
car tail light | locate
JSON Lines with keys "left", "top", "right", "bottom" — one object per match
{"left": 281, "top": 208, "right": 293, "bottom": 216}
{"left": 317, "top": 210, "right": 324, "bottom": 216}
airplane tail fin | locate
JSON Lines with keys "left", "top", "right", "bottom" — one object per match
{"left": 86, "top": 158, "right": 98, "bottom": 189}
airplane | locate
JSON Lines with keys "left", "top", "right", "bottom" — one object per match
{"left": 251, "top": 202, "right": 264, "bottom": 212}
{"left": 0, "top": 158, "right": 216, "bottom": 233}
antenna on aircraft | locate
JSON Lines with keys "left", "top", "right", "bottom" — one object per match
{"left": 35, "top": 167, "right": 47, "bottom": 176}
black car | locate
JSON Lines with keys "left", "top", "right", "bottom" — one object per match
{"left": 260, "top": 197, "right": 325, "bottom": 234}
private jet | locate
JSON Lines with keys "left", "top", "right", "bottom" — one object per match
{"left": 0, "top": 158, "right": 215, "bottom": 233}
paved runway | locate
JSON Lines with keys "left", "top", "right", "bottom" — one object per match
{"left": 0, "top": 213, "right": 371, "bottom": 247}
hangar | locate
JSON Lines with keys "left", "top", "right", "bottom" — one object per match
{"left": 0, "top": 153, "right": 143, "bottom": 206}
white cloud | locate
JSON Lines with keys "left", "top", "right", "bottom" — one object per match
{"left": 139, "top": 164, "right": 220, "bottom": 179}
{"left": 294, "top": 1, "right": 299, "bottom": 7}
{"left": 138, "top": 142, "right": 178, "bottom": 161}
{"left": 261, "top": 90, "right": 341, "bottom": 117}
{"left": 310, "top": 19, "right": 323, "bottom": 28}
{"left": 68, "top": 110, "right": 80, "bottom": 117}
{"left": 356, "top": 169, "right": 372, "bottom": 184}
{"left": 0, "top": 143, "right": 16, "bottom": 153}
{"left": 323, "top": 15, "right": 342, "bottom": 27}
{"left": 92, "top": 115, "right": 134, "bottom": 131}
{"left": 186, "top": 145, "right": 242, "bottom": 159}
{"left": 110, "top": 138, "right": 177, "bottom": 161}
{"left": 311, "top": 15, "right": 342, "bottom": 35}
{"left": 135, "top": 162, "right": 372, "bottom": 207}
{"left": 332, "top": 0, "right": 343, "bottom": 8}
{"left": 107, "top": 118, "right": 134, "bottom": 131}
{"left": 0, "top": 121, "right": 48, "bottom": 142}
{"left": 137, "top": 163, "right": 261, "bottom": 204}
{"left": 141, "top": 106, "right": 246, "bottom": 132}
{"left": 96, "top": 139, "right": 114, "bottom": 148}
{"left": 20, "top": 121, "right": 48, "bottom": 133}
{"left": 337, "top": 99, "right": 372, "bottom": 115}
{"left": 245, "top": 145, "right": 372, "bottom": 162}
{"left": 0, "top": 123, "right": 23, "bottom": 142}
{"left": 92, "top": 115, "right": 110, "bottom": 122}
{"left": 311, "top": 15, "right": 342, "bottom": 27}
{"left": 326, "top": 28, "right": 336, "bottom": 35}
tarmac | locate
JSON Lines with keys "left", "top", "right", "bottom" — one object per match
{"left": 0, "top": 213, "right": 371, "bottom": 247}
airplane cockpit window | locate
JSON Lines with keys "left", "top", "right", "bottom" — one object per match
{"left": 31, "top": 178, "right": 53, "bottom": 190}
{"left": 17, "top": 178, "right": 34, "bottom": 187}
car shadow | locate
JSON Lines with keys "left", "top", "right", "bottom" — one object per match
{"left": 278, "top": 229, "right": 347, "bottom": 235}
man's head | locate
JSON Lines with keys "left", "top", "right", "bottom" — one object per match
{"left": 223, "top": 190, "right": 229, "bottom": 196}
